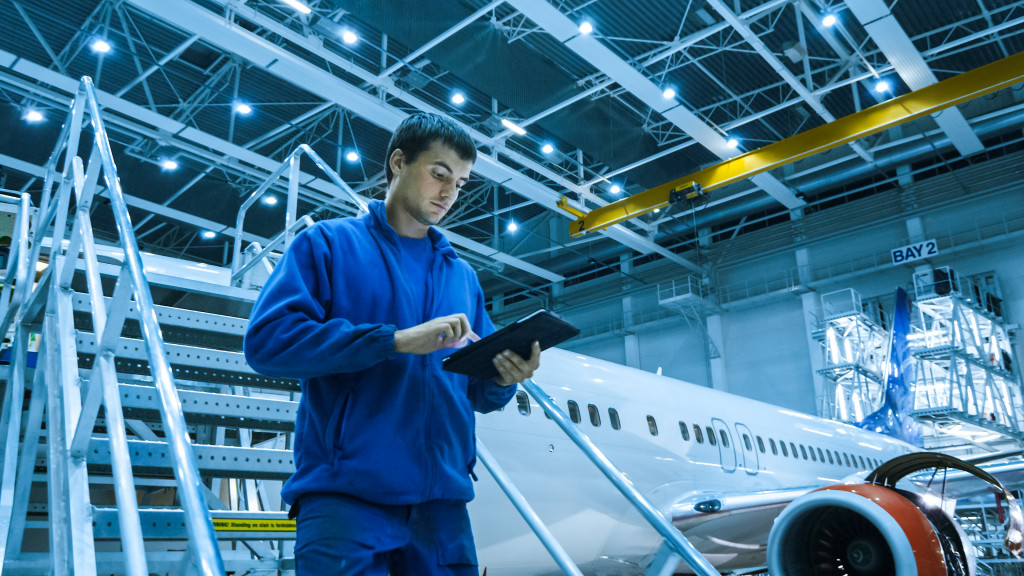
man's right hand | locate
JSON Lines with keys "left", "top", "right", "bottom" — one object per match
{"left": 394, "top": 314, "right": 480, "bottom": 355}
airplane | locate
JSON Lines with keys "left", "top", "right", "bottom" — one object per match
{"left": 467, "top": 288, "right": 1024, "bottom": 575}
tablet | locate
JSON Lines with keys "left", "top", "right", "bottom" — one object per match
{"left": 441, "top": 309, "right": 579, "bottom": 379}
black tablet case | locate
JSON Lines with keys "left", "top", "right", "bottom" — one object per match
{"left": 441, "top": 310, "right": 579, "bottom": 380}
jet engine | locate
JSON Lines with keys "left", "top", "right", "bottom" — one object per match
{"left": 766, "top": 483, "right": 974, "bottom": 575}
{"left": 766, "top": 453, "right": 1022, "bottom": 576}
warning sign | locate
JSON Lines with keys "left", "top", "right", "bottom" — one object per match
{"left": 211, "top": 518, "right": 296, "bottom": 532}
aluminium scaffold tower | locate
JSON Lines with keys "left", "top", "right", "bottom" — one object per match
{"left": 813, "top": 288, "right": 890, "bottom": 424}
{"left": 909, "top": 267, "right": 1024, "bottom": 453}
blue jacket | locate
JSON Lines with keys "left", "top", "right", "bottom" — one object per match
{"left": 244, "top": 200, "right": 516, "bottom": 506}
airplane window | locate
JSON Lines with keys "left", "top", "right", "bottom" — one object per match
{"left": 719, "top": 430, "right": 729, "bottom": 448}
{"left": 745, "top": 435, "right": 754, "bottom": 452}
{"left": 608, "top": 408, "right": 621, "bottom": 430}
{"left": 693, "top": 425, "right": 704, "bottom": 444}
{"left": 679, "top": 421, "right": 690, "bottom": 441}
{"left": 707, "top": 427, "right": 717, "bottom": 446}
{"left": 770, "top": 438, "right": 778, "bottom": 455}
{"left": 515, "top": 391, "right": 531, "bottom": 416}
{"left": 808, "top": 446, "right": 816, "bottom": 461}
{"left": 799, "top": 445, "right": 808, "bottom": 460}
{"left": 844, "top": 453, "right": 852, "bottom": 467}
{"left": 647, "top": 415, "right": 659, "bottom": 436}
{"left": 858, "top": 455, "right": 867, "bottom": 469}
{"left": 568, "top": 401, "right": 581, "bottom": 424}
{"left": 755, "top": 436, "right": 765, "bottom": 453}
{"left": 826, "top": 450, "right": 834, "bottom": 465}
{"left": 834, "top": 450, "right": 842, "bottom": 465}
{"left": 780, "top": 442, "right": 788, "bottom": 457}
{"left": 817, "top": 448, "right": 825, "bottom": 462}
{"left": 790, "top": 442, "right": 798, "bottom": 458}
{"left": 588, "top": 404, "right": 601, "bottom": 427}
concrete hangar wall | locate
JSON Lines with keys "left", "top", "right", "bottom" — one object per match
{"left": 551, "top": 148, "right": 1024, "bottom": 418}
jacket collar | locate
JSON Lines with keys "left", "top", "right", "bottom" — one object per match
{"left": 364, "top": 199, "right": 457, "bottom": 259}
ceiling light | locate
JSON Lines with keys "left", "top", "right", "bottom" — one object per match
{"left": 24, "top": 110, "right": 43, "bottom": 123}
{"left": 610, "top": 185, "right": 621, "bottom": 194}
{"left": 345, "top": 150, "right": 360, "bottom": 162}
{"left": 507, "top": 221, "right": 518, "bottom": 232}
{"left": 201, "top": 230, "right": 217, "bottom": 239}
{"left": 281, "top": 0, "right": 312, "bottom": 14}
{"left": 500, "top": 118, "right": 527, "bottom": 136}
{"left": 662, "top": 87, "right": 676, "bottom": 99}
{"left": 262, "top": 195, "right": 278, "bottom": 206}
{"left": 234, "top": 102, "right": 253, "bottom": 115}
{"left": 578, "top": 21, "right": 593, "bottom": 35}
{"left": 161, "top": 159, "right": 179, "bottom": 171}
{"left": 91, "top": 39, "right": 111, "bottom": 54}
{"left": 822, "top": 14, "right": 837, "bottom": 27}
{"left": 341, "top": 30, "right": 358, "bottom": 44}
{"left": 653, "top": 208, "right": 661, "bottom": 214}
{"left": 726, "top": 138, "right": 739, "bottom": 149}
{"left": 451, "top": 92, "right": 466, "bottom": 105}
{"left": 875, "top": 80, "right": 891, "bottom": 93}
{"left": 541, "top": 143, "right": 554, "bottom": 154}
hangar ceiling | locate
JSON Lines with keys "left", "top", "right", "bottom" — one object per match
{"left": 0, "top": 0, "right": 1022, "bottom": 312}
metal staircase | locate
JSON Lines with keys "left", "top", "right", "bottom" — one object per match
{"left": 0, "top": 77, "right": 722, "bottom": 575}
{"left": 0, "top": 77, "right": 298, "bottom": 575}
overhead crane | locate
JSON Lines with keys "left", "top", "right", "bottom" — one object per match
{"left": 558, "top": 50, "right": 1024, "bottom": 236}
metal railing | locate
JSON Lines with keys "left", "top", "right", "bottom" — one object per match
{"left": 0, "top": 77, "right": 224, "bottom": 575}
{"left": 518, "top": 378, "right": 720, "bottom": 576}
{"left": 231, "top": 143, "right": 368, "bottom": 287}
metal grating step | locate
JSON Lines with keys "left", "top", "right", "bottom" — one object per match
{"left": 71, "top": 293, "right": 248, "bottom": 352}
{"left": 78, "top": 439, "right": 295, "bottom": 480}
{"left": 75, "top": 333, "right": 299, "bottom": 391}
{"left": 119, "top": 383, "right": 297, "bottom": 431}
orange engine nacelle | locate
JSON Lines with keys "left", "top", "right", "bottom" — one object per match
{"left": 767, "top": 484, "right": 975, "bottom": 576}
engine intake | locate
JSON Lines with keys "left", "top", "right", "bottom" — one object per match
{"left": 767, "top": 484, "right": 974, "bottom": 576}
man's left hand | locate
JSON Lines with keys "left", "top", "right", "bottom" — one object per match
{"left": 493, "top": 341, "right": 541, "bottom": 387}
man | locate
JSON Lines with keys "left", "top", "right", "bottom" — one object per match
{"left": 244, "top": 112, "right": 540, "bottom": 575}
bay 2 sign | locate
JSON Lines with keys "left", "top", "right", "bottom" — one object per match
{"left": 891, "top": 239, "right": 938, "bottom": 265}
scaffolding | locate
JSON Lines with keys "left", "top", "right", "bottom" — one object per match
{"left": 956, "top": 493, "right": 1024, "bottom": 576}
{"left": 814, "top": 289, "right": 890, "bottom": 423}
{"left": 909, "top": 267, "right": 1024, "bottom": 452}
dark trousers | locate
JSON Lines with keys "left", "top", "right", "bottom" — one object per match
{"left": 294, "top": 492, "right": 479, "bottom": 576}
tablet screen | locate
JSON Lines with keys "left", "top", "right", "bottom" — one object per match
{"left": 441, "top": 309, "right": 579, "bottom": 379}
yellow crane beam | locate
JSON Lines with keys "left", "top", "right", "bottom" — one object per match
{"left": 560, "top": 50, "right": 1024, "bottom": 237}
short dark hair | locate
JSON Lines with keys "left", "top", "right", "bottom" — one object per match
{"left": 384, "top": 113, "right": 477, "bottom": 183}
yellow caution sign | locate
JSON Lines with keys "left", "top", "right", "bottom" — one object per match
{"left": 211, "top": 518, "right": 296, "bottom": 532}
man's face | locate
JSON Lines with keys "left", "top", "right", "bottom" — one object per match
{"left": 389, "top": 141, "right": 473, "bottom": 230}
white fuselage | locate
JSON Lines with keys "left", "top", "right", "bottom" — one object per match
{"left": 470, "top": 349, "right": 915, "bottom": 575}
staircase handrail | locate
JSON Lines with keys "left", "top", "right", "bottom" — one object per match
{"left": 0, "top": 77, "right": 225, "bottom": 575}
{"left": 78, "top": 76, "right": 225, "bottom": 575}
{"left": 0, "top": 193, "right": 33, "bottom": 338}
{"left": 231, "top": 143, "right": 368, "bottom": 286}
{"left": 520, "top": 378, "right": 720, "bottom": 576}
{"left": 232, "top": 215, "right": 315, "bottom": 285}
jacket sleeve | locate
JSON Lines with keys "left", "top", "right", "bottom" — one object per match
{"left": 465, "top": 281, "right": 517, "bottom": 413}
{"left": 243, "top": 225, "right": 396, "bottom": 378}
